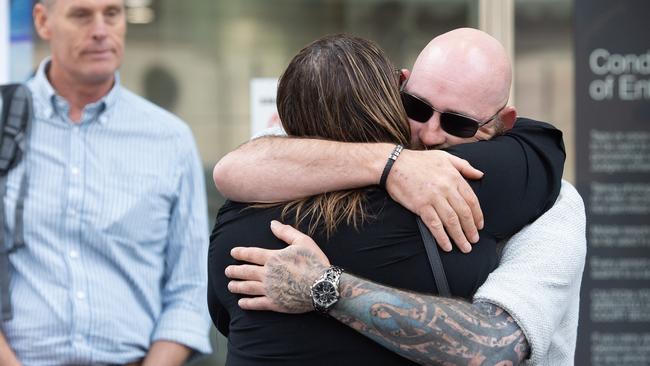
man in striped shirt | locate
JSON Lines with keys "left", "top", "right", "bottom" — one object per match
{"left": 0, "top": 1, "right": 211, "bottom": 365}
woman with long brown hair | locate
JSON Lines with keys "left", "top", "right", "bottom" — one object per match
{"left": 272, "top": 34, "right": 411, "bottom": 239}
{"left": 208, "top": 34, "right": 563, "bottom": 365}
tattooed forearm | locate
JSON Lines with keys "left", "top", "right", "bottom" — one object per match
{"left": 330, "top": 274, "right": 530, "bottom": 366}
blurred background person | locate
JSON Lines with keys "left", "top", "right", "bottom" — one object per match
{"left": 0, "top": 1, "right": 211, "bottom": 365}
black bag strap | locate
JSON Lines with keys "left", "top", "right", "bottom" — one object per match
{"left": 2, "top": 85, "right": 32, "bottom": 250}
{"left": 0, "top": 84, "right": 33, "bottom": 322}
{"left": 416, "top": 217, "right": 451, "bottom": 297}
{"left": 0, "top": 178, "right": 10, "bottom": 321}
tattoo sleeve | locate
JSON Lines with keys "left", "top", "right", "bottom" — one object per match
{"left": 330, "top": 273, "right": 530, "bottom": 366}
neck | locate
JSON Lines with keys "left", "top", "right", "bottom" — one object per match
{"left": 47, "top": 63, "right": 114, "bottom": 123}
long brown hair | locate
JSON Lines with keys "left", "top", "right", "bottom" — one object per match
{"left": 277, "top": 34, "right": 410, "bottom": 236}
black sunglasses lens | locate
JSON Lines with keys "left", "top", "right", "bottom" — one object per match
{"left": 440, "top": 113, "right": 479, "bottom": 138}
{"left": 401, "top": 92, "right": 433, "bottom": 123}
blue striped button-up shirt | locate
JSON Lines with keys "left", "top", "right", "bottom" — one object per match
{"left": 2, "top": 59, "right": 212, "bottom": 365}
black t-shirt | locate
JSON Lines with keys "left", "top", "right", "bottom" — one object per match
{"left": 208, "top": 118, "right": 565, "bottom": 366}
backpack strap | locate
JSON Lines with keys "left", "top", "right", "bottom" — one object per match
{"left": 0, "top": 84, "right": 33, "bottom": 322}
{"left": 0, "top": 177, "right": 10, "bottom": 321}
{"left": 416, "top": 217, "right": 451, "bottom": 297}
{"left": 6, "top": 85, "right": 32, "bottom": 252}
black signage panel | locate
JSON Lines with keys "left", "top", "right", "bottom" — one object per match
{"left": 575, "top": 1, "right": 650, "bottom": 365}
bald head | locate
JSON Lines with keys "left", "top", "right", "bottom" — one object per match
{"left": 410, "top": 28, "right": 511, "bottom": 116}
{"left": 403, "top": 28, "right": 517, "bottom": 148}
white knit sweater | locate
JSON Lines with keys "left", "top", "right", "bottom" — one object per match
{"left": 474, "top": 181, "right": 587, "bottom": 365}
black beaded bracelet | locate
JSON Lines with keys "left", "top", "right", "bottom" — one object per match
{"left": 379, "top": 144, "right": 403, "bottom": 189}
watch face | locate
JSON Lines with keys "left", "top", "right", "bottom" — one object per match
{"left": 313, "top": 280, "right": 338, "bottom": 307}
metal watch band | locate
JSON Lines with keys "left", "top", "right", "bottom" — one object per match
{"left": 320, "top": 266, "right": 343, "bottom": 282}
{"left": 311, "top": 266, "right": 344, "bottom": 314}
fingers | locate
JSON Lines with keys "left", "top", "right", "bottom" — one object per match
{"left": 269, "top": 221, "right": 329, "bottom": 265}
{"left": 448, "top": 156, "right": 484, "bottom": 232}
{"left": 231, "top": 246, "right": 273, "bottom": 265}
{"left": 238, "top": 296, "right": 279, "bottom": 312}
{"left": 420, "top": 206, "right": 452, "bottom": 252}
{"left": 430, "top": 199, "right": 472, "bottom": 253}
{"left": 446, "top": 183, "right": 480, "bottom": 244}
{"left": 225, "top": 264, "right": 265, "bottom": 282}
{"left": 228, "top": 280, "right": 266, "bottom": 296}
{"left": 459, "top": 181, "right": 484, "bottom": 230}
{"left": 270, "top": 220, "right": 313, "bottom": 247}
{"left": 451, "top": 156, "right": 484, "bottom": 180}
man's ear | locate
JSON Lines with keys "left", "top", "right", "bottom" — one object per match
{"left": 33, "top": 4, "right": 52, "bottom": 41}
{"left": 499, "top": 106, "right": 517, "bottom": 131}
{"left": 399, "top": 69, "right": 410, "bottom": 85}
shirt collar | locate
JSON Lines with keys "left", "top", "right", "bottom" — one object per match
{"left": 30, "top": 57, "right": 121, "bottom": 125}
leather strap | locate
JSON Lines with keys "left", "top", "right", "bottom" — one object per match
{"left": 379, "top": 144, "right": 403, "bottom": 189}
{"left": 9, "top": 85, "right": 32, "bottom": 253}
{"left": 0, "top": 177, "right": 11, "bottom": 321}
{"left": 416, "top": 217, "right": 451, "bottom": 297}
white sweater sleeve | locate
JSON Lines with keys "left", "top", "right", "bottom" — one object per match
{"left": 473, "top": 181, "right": 587, "bottom": 365}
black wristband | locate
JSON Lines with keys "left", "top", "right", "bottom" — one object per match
{"left": 379, "top": 144, "right": 403, "bottom": 189}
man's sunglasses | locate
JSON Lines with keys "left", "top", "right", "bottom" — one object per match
{"left": 400, "top": 88, "right": 505, "bottom": 138}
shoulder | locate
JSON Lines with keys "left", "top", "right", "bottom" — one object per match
{"left": 500, "top": 180, "right": 587, "bottom": 268}
{"left": 557, "top": 181, "right": 585, "bottom": 210}
{"left": 507, "top": 117, "right": 564, "bottom": 147}
{"left": 117, "top": 87, "right": 194, "bottom": 140}
{"left": 534, "top": 181, "right": 586, "bottom": 226}
{"left": 511, "top": 117, "right": 559, "bottom": 132}
{"left": 115, "top": 88, "right": 199, "bottom": 165}
{"left": 118, "top": 88, "right": 185, "bottom": 127}
{"left": 213, "top": 201, "right": 286, "bottom": 232}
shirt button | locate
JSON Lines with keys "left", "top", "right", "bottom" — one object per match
{"left": 69, "top": 250, "right": 79, "bottom": 259}
{"left": 99, "top": 115, "right": 108, "bottom": 123}
{"left": 76, "top": 291, "right": 86, "bottom": 300}
{"left": 69, "top": 209, "right": 77, "bottom": 216}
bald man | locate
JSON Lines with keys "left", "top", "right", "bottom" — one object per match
{"left": 215, "top": 29, "right": 585, "bottom": 365}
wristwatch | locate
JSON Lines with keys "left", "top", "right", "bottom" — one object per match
{"left": 310, "top": 266, "right": 344, "bottom": 314}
